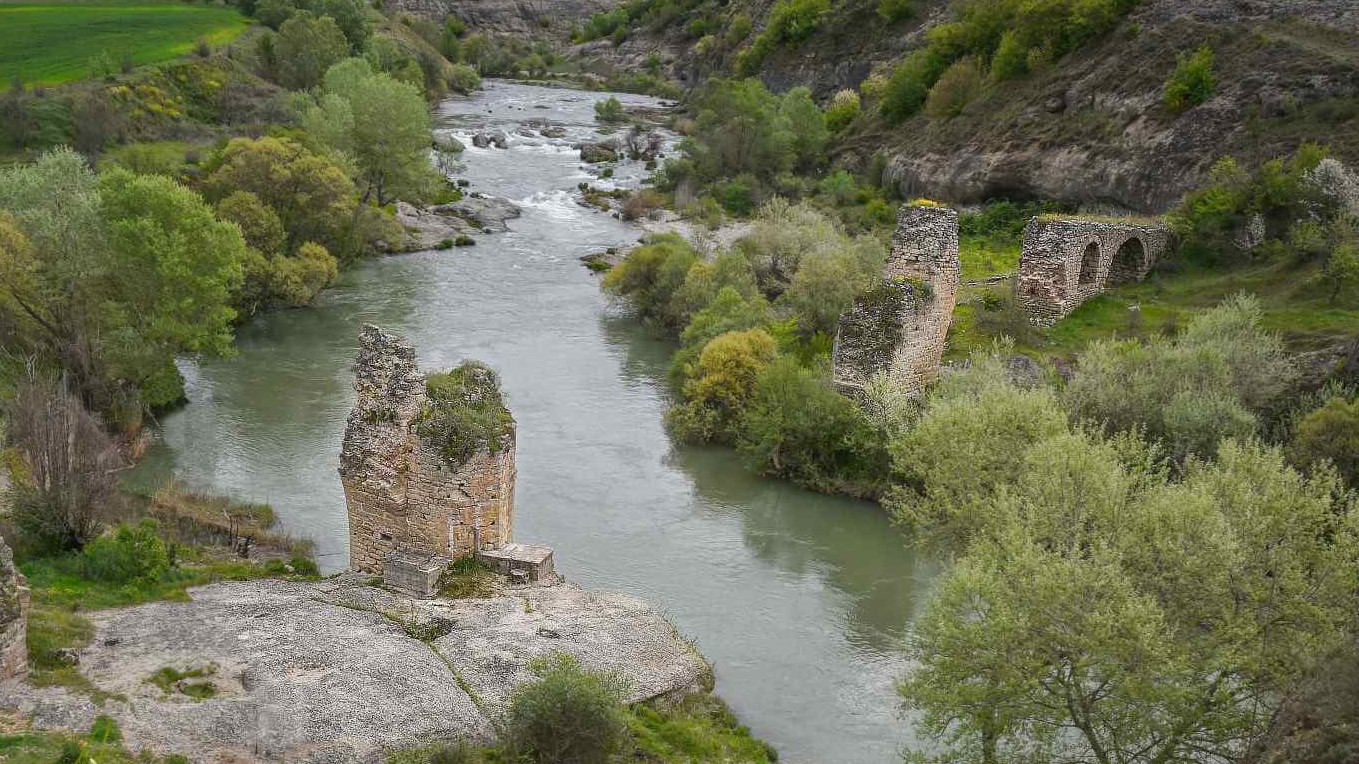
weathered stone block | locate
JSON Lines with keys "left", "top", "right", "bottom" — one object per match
{"left": 0, "top": 533, "right": 30, "bottom": 682}
{"left": 1015, "top": 217, "right": 1169, "bottom": 325}
{"left": 479, "top": 543, "right": 557, "bottom": 585}
{"left": 833, "top": 203, "right": 961, "bottom": 397}
{"left": 384, "top": 549, "right": 452, "bottom": 598}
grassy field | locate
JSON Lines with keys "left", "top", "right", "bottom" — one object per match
{"left": 0, "top": 0, "right": 248, "bottom": 86}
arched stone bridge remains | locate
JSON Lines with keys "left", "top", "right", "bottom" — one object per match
{"left": 1015, "top": 217, "right": 1170, "bottom": 325}
{"left": 833, "top": 204, "right": 961, "bottom": 397}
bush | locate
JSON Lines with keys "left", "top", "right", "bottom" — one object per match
{"left": 880, "top": 48, "right": 949, "bottom": 122}
{"left": 1289, "top": 396, "right": 1359, "bottom": 487}
{"left": 764, "top": 0, "right": 829, "bottom": 45}
{"left": 667, "top": 329, "right": 779, "bottom": 443}
{"left": 924, "top": 56, "right": 985, "bottom": 120}
{"left": 737, "top": 358, "right": 883, "bottom": 492}
{"left": 416, "top": 361, "right": 515, "bottom": 467}
{"left": 877, "top": 0, "right": 914, "bottom": 23}
{"left": 503, "top": 653, "right": 628, "bottom": 764}
{"left": 447, "top": 63, "right": 481, "bottom": 94}
{"left": 1164, "top": 45, "right": 1215, "bottom": 114}
{"left": 594, "top": 96, "right": 627, "bottom": 124}
{"left": 602, "top": 233, "right": 701, "bottom": 331}
{"left": 82, "top": 520, "right": 171, "bottom": 583}
{"left": 824, "top": 89, "right": 861, "bottom": 132}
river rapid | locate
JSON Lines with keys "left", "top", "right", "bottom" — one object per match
{"left": 134, "top": 81, "right": 937, "bottom": 764}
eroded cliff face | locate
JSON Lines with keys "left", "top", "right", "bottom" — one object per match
{"left": 383, "top": 0, "right": 618, "bottom": 40}
{"left": 590, "top": 0, "right": 1359, "bottom": 213}
{"left": 0, "top": 533, "right": 30, "bottom": 682}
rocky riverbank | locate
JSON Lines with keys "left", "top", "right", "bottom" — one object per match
{"left": 2, "top": 574, "right": 710, "bottom": 763}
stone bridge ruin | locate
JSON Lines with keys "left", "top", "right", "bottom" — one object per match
{"left": 339, "top": 325, "right": 520, "bottom": 582}
{"left": 833, "top": 204, "right": 961, "bottom": 397}
{"left": 1015, "top": 217, "right": 1169, "bottom": 325}
{"left": 1, "top": 533, "right": 29, "bottom": 682}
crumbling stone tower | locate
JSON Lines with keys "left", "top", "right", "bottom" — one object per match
{"left": 0, "top": 533, "right": 30, "bottom": 682}
{"left": 339, "top": 325, "right": 516, "bottom": 574}
{"left": 833, "top": 203, "right": 961, "bottom": 397}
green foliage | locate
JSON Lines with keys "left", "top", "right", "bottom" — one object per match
{"left": 1164, "top": 44, "right": 1215, "bottom": 114}
{"left": 602, "top": 233, "right": 701, "bottom": 332}
{"left": 274, "top": 12, "right": 350, "bottom": 90}
{"left": 823, "top": 89, "right": 860, "bottom": 132}
{"left": 594, "top": 96, "right": 627, "bottom": 124}
{"left": 886, "top": 349, "right": 1071, "bottom": 543}
{"left": 778, "top": 87, "right": 827, "bottom": 172}
{"left": 205, "top": 136, "right": 357, "bottom": 256}
{"left": 686, "top": 78, "right": 793, "bottom": 185}
{"left": 877, "top": 0, "right": 914, "bottom": 23}
{"left": 1064, "top": 295, "right": 1292, "bottom": 461}
{"left": 624, "top": 694, "right": 777, "bottom": 763}
{"left": 503, "top": 653, "right": 629, "bottom": 764}
{"left": 1168, "top": 145, "right": 1334, "bottom": 265}
{"left": 879, "top": 0, "right": 1139, "bottom": 122}
{"left": 416, "top": 361, "right": 515, "bottom": 468}
{"left": 901, "top": 439, "right": 1359, "bottom": 764}
{"left": 737, "top": 357, "right": 883, "bottom": 492}
{"left": 148, "top": 664, "right": 217, "bottom": 698}
{"left": 667, "top": 328, "right": 779, "bottom": 443}
{"left": 447, "top": 63, "right": 481, "bottom": 94}
{"left": 81, "top": 520, "right": 170, "bottom": 583}
{"left": 1289, "top": 396, "right": 1359, "bottom": 487}
{"left": 923, "top": 56, "right": 985, "bottom": 120}
{"left": 305, "top": 59, "right": 439, "bottom": 204}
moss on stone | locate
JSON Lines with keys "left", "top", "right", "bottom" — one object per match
{"left": 416, "top": 361, "right": 515, "bottom": 468}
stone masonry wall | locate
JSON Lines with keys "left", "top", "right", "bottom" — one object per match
{"left": 833, "top": 204, "right": 961, "bottom": 397}
{"left": 339, "top": 325, "right": 516, "bottom": 574}
{"left": 1, "top": 533, "right": 30, "bottom": 682}
{"left": 1015, "top": 217, "right": 1169, "bottom": 325}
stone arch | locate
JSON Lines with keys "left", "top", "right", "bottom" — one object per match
{"left": 1107, "top": 236, "right": 1146, "bottom": 286}
{"left": 1077, "top": 241, "right": 1100, "bottom": 285}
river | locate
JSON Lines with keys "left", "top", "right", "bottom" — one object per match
{"left": 133, "top": 81, "right": 937, "bottom": 764}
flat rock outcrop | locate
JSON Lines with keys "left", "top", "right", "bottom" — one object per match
{"left": 4, "top": 576, "right": 710, "bottom": 763}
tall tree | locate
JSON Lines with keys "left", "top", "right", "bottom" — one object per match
{"left": 274, "top": 12, "right": 350, "bottom": 90}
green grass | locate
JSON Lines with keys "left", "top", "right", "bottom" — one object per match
{"left": 0, "top": 716, "right": 189, "bottom": 764}
{"left": 148, "top": 664, "right": 217, "bottom": 698}
{"left": 946, "top": 257, "right": 1359, "bottom": 361}
{"left": 0, "top": 0, "right": 248, "bottom": 86}
{"left": 959, "top": 234, "right": 1021, "bottom": 282}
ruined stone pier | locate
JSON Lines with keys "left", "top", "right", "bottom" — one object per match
{"left": 832, "top": 203, "right": 961, "bottom": 397}
{"left": 1015, "top": 216, "right": 1169, "bottom": 325}
{"left": 339, "top": 325, "right": 517, "bottom": 577}
{"left": 0, "top": 533, "right": 30, "bottom": 682}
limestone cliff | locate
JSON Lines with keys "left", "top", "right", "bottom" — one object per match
{"left": 585, "top": 0, "right": 1359, "bottom": 213}
{"left": 382, "top": 0, "right": 618, "bottom": 41}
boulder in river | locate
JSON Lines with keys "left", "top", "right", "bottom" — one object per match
{"left": 472, "top": 129, "right": 509, "bottom": 149}
{"left": 436, "top": 196, "right": 522, "bottom": 233}
{"left": 4, "top": 576, "right": 710, "bottom": 762}
{"left": 579, "top": 141, "right": 619, "bottom": 163}
{"left": 433, "top": 132, "right": 465, "bottom": 153}
{"left": 394, "top": 201, "right": 472, "bottom": 252}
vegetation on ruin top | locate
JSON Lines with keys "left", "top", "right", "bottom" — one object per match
{"left": 417, "top": 361, "right": 516, "bottom": 468}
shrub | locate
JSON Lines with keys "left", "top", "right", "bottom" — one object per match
{"left": 667, "top": 329, "right": 779, "bottom": 443}
{"left": 601, "top": 233, "right": 701, "bottom": 331}
{"left": 503, "top": 653, "right": 628, "bottom": 764}
{"left": 82, "top": 520, "right": 171, "bottom": 583}
{"left": 1289, "top": 396, "right": 1359, "bottom": 487}
{"left": 824, "top": 89, "right": 861, "bottom": 132}
{"left": 924, "top": 56, "right": 985, "bottom": 120}
{"left": 779, "top": 87, "right": 828, "bottom": 172}
{"left": 737, "top": 358, "right": 883, "bottom": 492}
{"left": 880, "top": 48, "right": 950, "bottom": 122}
{"left": 877, "top": 0, "right": 914, "bottom": 23}
{"left": 764, "top": 0, "right": 829, "bottom": 45}
{"left": 594, "top": 96, "right": 627, "bottom": 124}
{"left": 448, "top": 63, "right": 481, "bottom": 94}
{"left": 416, "top": 361, "right": 515, "bottom": 467}
{"left": 1164, "top": 45, "right": 1215, "bottom": 114}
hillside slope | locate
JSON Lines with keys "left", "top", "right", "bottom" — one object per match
{"left": 587, "top": 0, "right": 1359, "bottom": 213}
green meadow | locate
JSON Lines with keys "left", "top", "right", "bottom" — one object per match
{"left": 0, "top": 0, "right": 248, "bottom": 86}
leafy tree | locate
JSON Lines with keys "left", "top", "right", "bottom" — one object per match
{"left": 1289, "top": 396, "right": 1359, "bottom": 487}
{"left": 686, "top": 78, "right": 793, "bottom": 183}
{"left": 1321, "top": 236, "right": 1359, "bottom": 303}
{"left": 312, "top": 0, "right": 370, "bottom": 52}
{"left": 503, "top": 653, "right": 628, "bottom": 764}
{"left": 601, "top": 233, "right": 700, "bottom": 332}
{"left": 902, "top": 440, "right": 1359, "bottom": 764}
{"left": 1164, "top": 45, "right": 1216, "bottom": 114}
{"left": 778, "top": 87, "right": 827, "bottom": 172}
{"left": 777, "top": 237, "right": 883, "bottom": 335}
{"left": 205, "top": 136, "right": 356, "bottom": 254}
{"left": 306, "top": 59, "right": 439, "bottom": 204}
{"left": 667, "top": 328, "right": 778, "bottom": 443}
{"left": 924, "top": 56, "right": 985, "bottom": 119}
{"left": 274, "top": 12, "right": 350, "bottom": 90}
{"left": 216, "top": 190, "right": 286, "bottom": 256}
